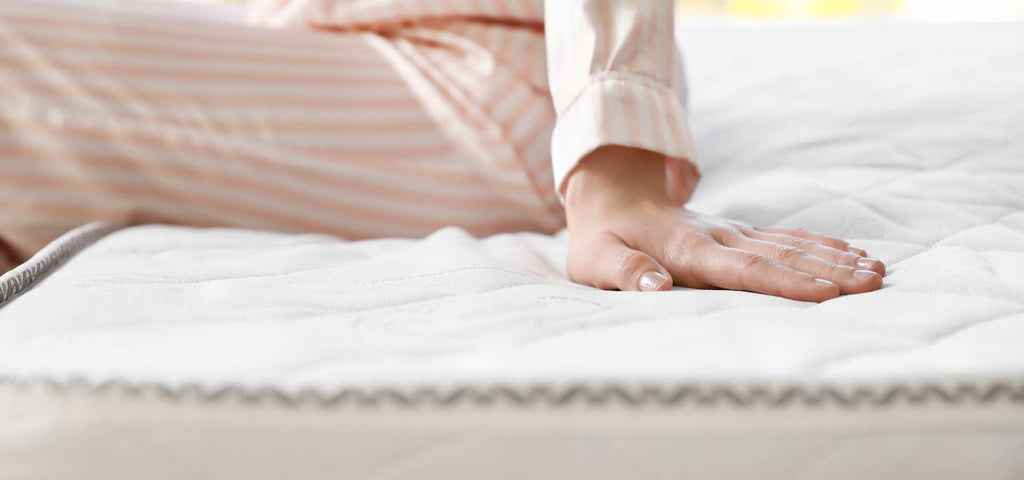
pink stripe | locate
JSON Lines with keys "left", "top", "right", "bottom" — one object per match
{"left": 0, "top": 29, "right": 388, "bottom": 67}
{"left": 0, "top": 7, "right": 373, "bottom": 51}
{"left": 0, "top": 0, "right": 702, "bottom": 254}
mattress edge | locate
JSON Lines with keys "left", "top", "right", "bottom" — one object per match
{"left": 1, "top": 375, "right": 1021, "bottom": 411}
{"left": 0, "top": 222, "right": 121, "bottom": 307}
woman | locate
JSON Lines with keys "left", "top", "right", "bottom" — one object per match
{"left": 0, "top": 0, "right": 885, "bottom": 301}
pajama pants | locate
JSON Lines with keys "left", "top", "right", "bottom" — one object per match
{"left": 0, "top": 0, "right": 564, "bottom": 272}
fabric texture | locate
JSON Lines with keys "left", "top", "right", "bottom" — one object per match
{"left": 2, "top": 20, "right": 1023, "bottom": 384}
{"left": 0, "top": 0, "right": 695, "bottom": 267}
{"left": 0, "top": 0, "right": 564, "bottom": 264}
{"left": 1, "top": 19, "right": 1023, "bottom": 480}
{"left": 249, "top": 0, "right": 696, "bottom": 199}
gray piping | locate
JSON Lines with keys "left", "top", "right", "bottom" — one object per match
{"left": 0, "top": 222, "right": 120, "bottom": 306}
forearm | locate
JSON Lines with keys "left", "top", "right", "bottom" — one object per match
{"left": 545, "top": 0, "right": 696, "bottom": 200}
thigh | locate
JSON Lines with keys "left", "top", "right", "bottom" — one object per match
{"left": 0, "top": 0, "right": 562, "bottom": 264}
{"left": 0, "top": 237, "right": 16, "bottom": 273}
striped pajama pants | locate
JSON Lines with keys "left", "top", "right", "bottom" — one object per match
{"left": 0, "top": 0, "right": 565, "bottom": 272}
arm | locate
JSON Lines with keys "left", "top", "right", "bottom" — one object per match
{"left": 545, "top": 0, "right": 696, "bottom": 203}
{"left": 547, "top": 0, "right": 885, "bottom": 301}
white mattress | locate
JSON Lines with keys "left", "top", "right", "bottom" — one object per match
{"left": 2, "top": 21, "right": 1024, "bottom": 480}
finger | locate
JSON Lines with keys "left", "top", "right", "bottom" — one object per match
{"left": 721, "top": 234, "right": 883, "bottom": 294}
{"left": 753, "top": 227, "right": 863, "bottom": 254}
{"left": 744, "top": 229, "right": 885, "bottom": 276}
{"left": 570, "top": 233, "right": 673, "bottom": 292}
{"left": 846, "top": 245, "right": 868, "bottom": 257}
{"left": 689, "top": 244, "right": 841, "bottom": 302}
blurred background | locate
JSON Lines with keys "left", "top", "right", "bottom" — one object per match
{"left": 676, "top": 0, "right": 1024, "bottom": 20}
{"left": 179, "top": 0, "right": 1024, "bottom": 21}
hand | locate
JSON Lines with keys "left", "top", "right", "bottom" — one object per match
{"left": 564, "top": 146, "right": 885, "bottom": 302}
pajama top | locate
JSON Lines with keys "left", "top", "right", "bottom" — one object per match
{"left": 248, "top": 0, "right": 698, "bottom": 199}
{"left": 0, "top": 0, "right": 698, "bottom": 266}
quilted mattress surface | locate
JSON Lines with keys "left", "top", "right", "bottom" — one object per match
{"left": 1, "top": 20, "right": 1024, "bottom": 480}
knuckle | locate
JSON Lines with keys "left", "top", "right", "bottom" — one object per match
{"left": 834, "top": 251, "right": 859, "bottom": 265}
{"left": 829, "top": 238, "right": 850, "bottom": 249}
{"left": 711, "top": 226, "right": 741, "bottom": 243}
{"left": 614, "top": 250, "right": 650, "bottom": 277}
{"left": 774, "top": 245, "right": 805, "bottom": 263}
{"left": 669, "top": 229, "right": 710, "bottom": 257}
{"left": 665, "top": 234, "right": 710, "bottom": 284}
{"left": 723, "top": 222, "right": 750, "bottom": 236}
{"left": 829, "top": 263, "right": 856, "bottom": 277}
{"left": 788, "top": 237, "right": 815, "bottom": 250}
{"left": 775, "top": 273, "right": 804, "bottom": 294}
{"left": 739, "top": 252, "right": 771, "bottom": 270}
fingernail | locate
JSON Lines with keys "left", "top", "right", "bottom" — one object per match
{"left": 814, "top": 278, "right": 837, "bottom": 288}
{"left": 856, "top": 257, "right": 879, "bottom": 269}
{"left": 639, "top": 271, "right": 670, "bottom": 292}
{"left": 852, "top": 270, "right": 879, "bottom": 281}
{"left": 847, "top": 245, "right": 866, "bottom": 255}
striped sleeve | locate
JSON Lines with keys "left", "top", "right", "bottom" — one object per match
{"left": 544, "top": 0, "right": 697, "bottom": 199}
{"left": 247, "top": 0, "right": 543, "bottom": 29}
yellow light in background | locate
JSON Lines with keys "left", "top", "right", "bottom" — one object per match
{"left": 702, "top": 0, "right": 1022, "bottom": 18}
{"left": 808, "top": 0, "right": 859, "bottom": 16}
{"left": 728, "top": 0, "right": 786, "bottom": 16}
{"left": 728, "top": 0, "right": 865, "bottom": 17}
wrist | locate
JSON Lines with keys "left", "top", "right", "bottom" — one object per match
{"left": 564, "top": 146, "right": 672, "bottom": 219}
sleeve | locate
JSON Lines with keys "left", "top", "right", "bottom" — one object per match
{"left": 544, "top": 0, "right": 697, "bottom": 200}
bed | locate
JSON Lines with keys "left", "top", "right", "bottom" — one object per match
{"left": 1, "top": 17, "right": 1023, "bottom": 480}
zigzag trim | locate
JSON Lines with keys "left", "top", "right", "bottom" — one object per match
{"left": 2, "top": 376, "right": 1022, "bottom": 409}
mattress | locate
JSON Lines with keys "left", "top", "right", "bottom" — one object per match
{"left": 2, "top": 20, "right": 1024, "bottom": 480}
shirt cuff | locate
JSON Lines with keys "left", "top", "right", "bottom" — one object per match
{"left": 551, "top": 72, "right": 698, "bottom": 202}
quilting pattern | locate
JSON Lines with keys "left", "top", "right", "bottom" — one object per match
{"left": 0, "top": 23, "right": 1022, "bottom": 401}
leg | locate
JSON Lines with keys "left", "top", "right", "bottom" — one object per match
{"left": 0, "top": 236, "right": 16, "bottom": 273}
{"left": 0, "top": 0, "right": 562, "bottom": 269}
